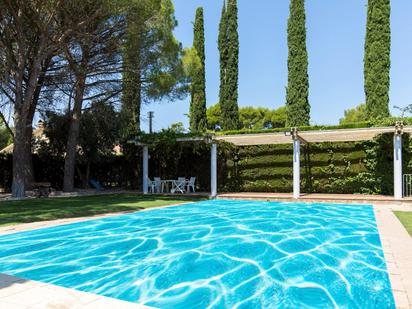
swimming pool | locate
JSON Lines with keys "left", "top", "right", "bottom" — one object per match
{"left": 0, "top": 200, "right": 394, "bottom": 308}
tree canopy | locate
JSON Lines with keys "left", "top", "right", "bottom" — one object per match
{"left": 207, "top": 104, "right": 286, "bottom": 131}
{"left": 121, "top": 0, "right": 186, "bottom": 136}
{"left": 339, "top": 104, "right": 368, "bottom": 125}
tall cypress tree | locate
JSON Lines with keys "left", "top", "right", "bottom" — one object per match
{"left": 190, "top": 7, "right": 207, "bottom": 132}
{"left": 364, "top": 0, "right": 391, "bottom": 119}
{"left": 218, "top": 1, "right": 228, "bottom": 128}
{"left": 286, "top": 0, "right": 310, "bottom": 127}
{"left": 219, "top": 0, "right": 239, "bottom": 130}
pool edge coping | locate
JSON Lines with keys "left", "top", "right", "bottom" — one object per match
{"left": 0, "top": 273, "right": 156, "bottom": 308}
{"left": 374, "top": 206, "right": 412, "bottom": 308}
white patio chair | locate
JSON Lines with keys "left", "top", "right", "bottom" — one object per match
{"left": 148, "top": 178, "right": 156, "bottom": 193}
{"left": 153, "top": 177, "right": 162, "bottom": 193}
{"left": 186, "top": 177, "right": 196, "bottom": 193}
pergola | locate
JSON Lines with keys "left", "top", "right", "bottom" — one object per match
{"left": 140, "top": 124, "right": 410, "bottom": 199}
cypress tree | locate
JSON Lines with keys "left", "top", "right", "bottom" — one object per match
{"left": 218, "top": 1, "right": 228, "bottom": 129}
{"left": 286, "top": 0, "right": 310, "bottom": 127}
{"left": 190, "top": 7, "right": 207, "bottom": 132}
{"left": 364, "top": 0, "right": 391, "bottom": 119}
{"left": 219, "top": 0, "right": 240, "bottom": 130}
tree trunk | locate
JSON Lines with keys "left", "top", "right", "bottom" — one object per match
{"left": 63, "top": 73, "right": 86, "bottom": 192}
{"left": 12, "top": 111, "right": 30, "bottom": 197}
{"left": 11, "top": 35, "right": 47, "bottom": 197}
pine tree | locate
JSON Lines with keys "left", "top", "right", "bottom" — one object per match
{"left": 364, "top": 0, "right": 391, "bottom": 119}
{"left": 190, "top": 7, "right": 207, "bottom": 132}
{"left": 219, "top": 0, "right": 240, "bottom": 130}
{"left": 286, "top": 0, "right": 310, "bottom": 127}
{"left": 121, "top": 0, "right": 185, "bottom": 136}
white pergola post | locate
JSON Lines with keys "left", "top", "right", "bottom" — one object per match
{"left": 293, "top": 138, "right": 301, "bottom": 199}
{"left": 211, "top": 143, "right": 217, "bottom": 198}
{"left": 394, "top": 134, "right": 402, "bottom": 199}
{"left": 142, "top": 146, "right": 149, "bottom": 195}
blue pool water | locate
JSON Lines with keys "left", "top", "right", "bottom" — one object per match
{"left": 0, "top": 200, "right": 394, "bottom": 308}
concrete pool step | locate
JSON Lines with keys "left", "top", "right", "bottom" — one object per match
{"left": 0, "top": 273, "right": 155, "bottom": 309}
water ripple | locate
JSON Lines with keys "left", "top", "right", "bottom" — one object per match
{"left": 0, "top": 200, "right": 394, "bottom": 308}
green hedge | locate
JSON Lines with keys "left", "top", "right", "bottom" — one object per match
{"left": 228, "top": 133, "right": 411, "bottom": 195}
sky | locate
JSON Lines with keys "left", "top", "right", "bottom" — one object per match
{"left": 141, "top": 0, "right": 412, "bottom": 132}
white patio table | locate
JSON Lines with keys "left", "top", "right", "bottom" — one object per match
{"left": 161, "top": 179, "right": 187, "bottom": 193}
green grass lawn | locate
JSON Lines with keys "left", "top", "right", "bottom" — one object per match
{"left": 0, "top": 194, "right": 205, "bottom": 227}
{"left": 394, "top": 211, "right": 412, "bottom": 237}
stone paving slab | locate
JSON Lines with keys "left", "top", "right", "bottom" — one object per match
{"left": 374, "top": 206, "right": 412, "bottom": 308}
{"left": 0, "top": 273, "right": 154, "bottom": 309}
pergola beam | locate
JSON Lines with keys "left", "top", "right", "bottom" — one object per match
{"left": 215, "top": 126, "right": 412, "bottom": 146}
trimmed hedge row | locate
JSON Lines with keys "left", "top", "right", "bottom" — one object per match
{"left": 232, "top": 133, "right": 411, "bottom": 195}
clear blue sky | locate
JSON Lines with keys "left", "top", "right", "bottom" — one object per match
{"left": 142, "top": 0, "right": 412, "bottom": 132}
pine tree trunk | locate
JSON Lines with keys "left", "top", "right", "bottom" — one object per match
{"left": 12, "top": 111, "right": 29, "bottom": 197}
{"left": 63, "top": 74, "right": 86, "bottom": 192}
{"left": 11, "top": 34, "right": 47, "bottom": 197}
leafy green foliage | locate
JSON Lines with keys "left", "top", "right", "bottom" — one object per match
{"left": 182, "top": 47, "right": 201, "bottom": 78}
{"left": 218, "top": 2, "right": 228, "bottom": 128}
{"left": 339, "top": 104, "right": 368, "bottom": 124}
{"left": 40, "top": 101, "right": 121, "bottom": 187}
{"left": 364, "top": 0, "right": 391, "bottom": 119}
{"left": 121, "top": 0, "right": 186, "bottom": 135}
{"left": 189, "top": 7, "right": 207, "bottom": 132}
{"left": 286, "top": 0, "right": 310, "bottom": 126}
{"left": 207, "top": 104, "right": 287, "bottom": 131}
{"left": 218, "top": 121, "right": 371, "bottom": 136}
{"left": 0, "top": 124, "right": 12, "bottom": 150}
{"left": 232, "top": 133, "right": 411, "bottom": 194}
{"left": 219, "top": 0, "right": 240, "bottom": 130}
{"left": 169, "top": 122, "right": 186, "bottom": 133}
{"left": 207, "top": 104, "right": 222, "bottom": 131}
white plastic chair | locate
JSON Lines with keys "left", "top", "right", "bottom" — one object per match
{"left": 186, "top": 177, "right": 196, "bottom": 193}
{"left": 148, "top": 178, "right": 155, "bottom": 193}
{"left": 153, "top": 177, "right": 162, "bottom": 193}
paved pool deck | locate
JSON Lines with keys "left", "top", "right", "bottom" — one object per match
{"left": 0, "top": 199, "right": 411, "bottom": 308}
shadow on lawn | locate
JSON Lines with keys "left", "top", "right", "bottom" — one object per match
{"left": 0, "top": 194, "right": 203, "bottom": 227}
